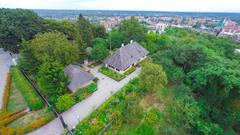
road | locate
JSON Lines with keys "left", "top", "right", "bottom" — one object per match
{"left": 0, "top": 49, "right": 14, "bottom": 107}
{"left": 27, "top": 66, "right": 141, "bottom": 135}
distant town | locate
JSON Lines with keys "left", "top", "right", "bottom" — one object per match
{"left": 34, "top": 10, "right": 240, "bottom": 42}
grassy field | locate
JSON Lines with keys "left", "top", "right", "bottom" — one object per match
{"left": 7, "top": 81, "right": 27, "bottom": 112}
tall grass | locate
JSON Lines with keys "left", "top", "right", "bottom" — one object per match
{"left": 10, "top": 67, "right": 44, "bottom": 110}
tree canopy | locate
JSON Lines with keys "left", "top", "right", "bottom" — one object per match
{"left": 20, "top": 31, "right": 79, "bottom": 71}
{"left": 119, "top": 17, "right": 147, "bottom": 43}
{"left": 0, "top": 8, "right": 44, "bottom": 52}
{"left": 91, "top": 38, "right": 109, "bottom": 61}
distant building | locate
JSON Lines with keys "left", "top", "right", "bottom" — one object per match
{"left": 103, "top": 41, "right": 149, "bottom": 74}
{"left": 64, "top": 65, "right": 95, "bottom": 92}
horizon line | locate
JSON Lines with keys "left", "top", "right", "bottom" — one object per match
{"left": 2, "top": 7, "right": 240, "bottom": 14}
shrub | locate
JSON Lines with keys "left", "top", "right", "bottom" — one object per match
{"left": 86, "top": 83, "right": 97, "bottom": 93}
{"left": 56, "top": 94, "right": 75, "bottom": 112}
{"left": 1, "top": 73, "right": 11, "bottom": 111}
{"left": 10, "top": 67, "right": 44, "bottom": 110}
{"left": 99, "top": 67, "right": 125, "bottom": 81}
{"left": 136, "top": 123, "right": 156, "bottom": 135}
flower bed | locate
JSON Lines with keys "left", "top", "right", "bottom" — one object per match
{"left": 10, "top": 67, "right": 44, "bottom": 110}
{"left": 99, "top": 67, "right": 125, "bottom": 81}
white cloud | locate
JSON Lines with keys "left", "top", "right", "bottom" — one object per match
{"left": 0, "top": 0, "right": 239, "bottom": 12}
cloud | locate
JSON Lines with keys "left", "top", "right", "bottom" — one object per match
{"left": 0, "top": 0, "right": 239, "bottom": 12}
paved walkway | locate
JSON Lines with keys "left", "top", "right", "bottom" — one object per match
{"left": 0, "top": 49, "right": 14, "bottom": 107}
{"left": 28, "top": 66, "right": 141, "bottom": 135}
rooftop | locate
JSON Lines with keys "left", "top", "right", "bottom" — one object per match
{"left": 103, "top": 41, "right": 148, "bottom": 71}
{"left": 64, "top": 65, "right": 94, "bottom": 92}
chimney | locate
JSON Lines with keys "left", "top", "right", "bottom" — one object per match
{"left": 121, "top": 43, "right": 124, "bottom": 47}
{"left": 130, "top": 40, "right": 133, "bottom": 43}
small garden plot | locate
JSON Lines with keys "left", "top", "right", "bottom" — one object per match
{"left": 99, "top": 66, "right": 136, "bottom": 81}
{"left": 8, "top": 107, "right": 54, "bottom": 128}
{"left": 99, "top": 67, "right": 125, "bottom": 81}
{"left": 72, "top": 82, "right": 98, "bottom": 102}
{"left": 0, "top": 67, "right": 55, "bottom": 134}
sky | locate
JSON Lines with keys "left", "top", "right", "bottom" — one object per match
{"left": 0, "top": 0, "right": 240, "bottom": 13}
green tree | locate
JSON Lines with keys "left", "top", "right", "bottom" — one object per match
{"left": 187, "top": 61, "right": 240, "bottom": 130}
{"left": 119, "top": 17, "right": 147, "bottom": 43}
{"left": 56, "top": 94, "right": 75, "bottom": 112}
{"left": 77, "top": 14, "right": 94, "bottom": 47}
{"left": 92, "top": 24, "right": 107, "bottom": 38}
{"left": 43, "top": 19, "right": 76, "bottom": 40}
{"left": 91, "top": 38, "right": 109, "bottom": 61}
{"left": 108, "top": 31, "right": 124, "bottom": 49}
{"left": 0, "top": 8, "right": 44, "bottom": 52}
{"left": 38, "top": 59, "right": 69, "bottom": 98}
{"left": 21, "top": 31, "right": 79, "bottom": 70}
{"left": 139, "top": 63, "right": 168, "bottom": 93}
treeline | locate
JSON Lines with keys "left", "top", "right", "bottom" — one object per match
{"left": 144, "top": 28, "right": 240, "bottom": 134}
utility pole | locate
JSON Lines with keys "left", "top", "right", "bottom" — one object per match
{"left": 109, "top": 24, "right": 112, "bottom": 52}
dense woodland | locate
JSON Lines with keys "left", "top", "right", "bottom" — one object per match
{"left": 1, "top": 8, "right": 240, "bottom": 134}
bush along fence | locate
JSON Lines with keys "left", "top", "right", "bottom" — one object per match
{"left": 10, "top": 66, "right": 44, "bottom": 110}
{"left": 1, "top": 73, "right": 11, "bottom": 112}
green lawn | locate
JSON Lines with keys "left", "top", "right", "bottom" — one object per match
{"left": 99, "top": 67, "right": 125, "bottom": 81}
{"left": 7, "top": 80, "right": 27, "bottom": 112}
{"left": 10, "top": 66, "right": 44, "bottom": 110}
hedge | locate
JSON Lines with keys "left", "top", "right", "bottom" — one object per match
{"left": 99, "top": 67, "right": 125, "bottom": 81}
{"left": 0, "top": 109, "right": 27, "bottom": 126}
{"left": 1, "top": 73, "right": 11, "bottom": 112}
{"left": 10, "top": 67, "right": 44, "bottom": 110}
